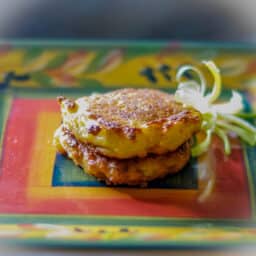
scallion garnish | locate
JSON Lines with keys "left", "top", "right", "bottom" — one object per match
{"left": 175, "top": 61, "right": 256, "bottom": 156}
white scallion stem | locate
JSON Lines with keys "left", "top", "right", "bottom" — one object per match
{"left": 203, "top": 61, "right": 222, "bottom": 104}
{"left": 235, "top": 112, "right": 256, "bottom": 119}
{"left": 191, "top": 130, "right": 212, "bottom": 157}
{"left": 215, "top": 127, "right": 231, "bottom": 155}
{"left": 176, "top": 65, "right": 206, "bottom": 95}
{"left": 217, "top": 121, "right": 256, "bottom": 146}
{"left": 219, "top": 113, "right": 256, "bottom": 134}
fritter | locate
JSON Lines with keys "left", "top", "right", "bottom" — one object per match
{"left": 57, "top": 89, "right": 201, "bottom": 159}
{"left": 54, "top": 127, "right": 191, "bottom": 186}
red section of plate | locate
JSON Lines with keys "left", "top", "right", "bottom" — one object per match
{"left": 0, "top": 98, "right": 252, "bottom": 219}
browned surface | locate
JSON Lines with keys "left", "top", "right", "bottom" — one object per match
{"left": 83, "top": 88, "right": 200, "bottom": 130}
{"left": 61, "top": 89, "right": 202, "bottom": 139}
{"left": 87, "top": 89, "right": 182, "bottom": 124}
{"left": 58, "top": 96, "right": 78, "bottom": 113}
{"left": 57, "top": 89, "right": 201, "bottom": 159}
{"left": 55, "top": 127, "right": 191, "bottom": 186}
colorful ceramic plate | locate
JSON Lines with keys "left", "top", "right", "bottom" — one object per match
{"left": 0, "top": 40, "right": 256, "bottom": 249}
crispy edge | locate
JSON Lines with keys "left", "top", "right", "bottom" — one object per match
{"left": 55, "top": 127, "right": 191, "bottom": 186}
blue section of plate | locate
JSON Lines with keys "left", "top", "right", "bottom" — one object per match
{"left": 52, "top": 153, "right": 198, "bottom": 189}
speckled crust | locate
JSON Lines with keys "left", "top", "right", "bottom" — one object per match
{"left": 54, "top": 127, "right": 191, "bottom": 186}
{"left": 57, "top": 89, "right": 201, "bottom": 159}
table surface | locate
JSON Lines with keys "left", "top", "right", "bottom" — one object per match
{"left": 1, "top": 247, "right": 256, "bottom": 256}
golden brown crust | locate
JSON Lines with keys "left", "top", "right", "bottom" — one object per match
{"left": 58, "top": 89, "right": 201, "bottom": 159}
{"left": 58, "top": 96, "right": 78, "bottom": 113}
{"left": 81, "top": 89, "right": 198, "bottom": 139}
{"left": 55, "top": 127, "right": 191, "bottom": 186}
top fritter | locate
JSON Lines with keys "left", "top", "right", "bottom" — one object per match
{"left": 55, "top": 89, "right": 202, "bottom": 159}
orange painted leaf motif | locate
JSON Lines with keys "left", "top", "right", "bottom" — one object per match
{"left": 97, "top": 49, "right": 124, "bottom": 73}
{"left": 62, "top": 51, "right": 87, "bottom": 69}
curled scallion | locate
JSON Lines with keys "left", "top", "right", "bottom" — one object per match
{"left": 175, "top": 61, "right": 256, "bottom": 156}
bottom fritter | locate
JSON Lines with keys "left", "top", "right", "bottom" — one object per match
{"left": 54, "top": 127, "right": 191, "bottom": 186}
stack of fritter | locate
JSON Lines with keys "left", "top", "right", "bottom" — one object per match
{"left": 53, "top": 89, "right": 202, "bottom": 186}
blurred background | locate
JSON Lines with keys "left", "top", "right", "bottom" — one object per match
{"left": 0, "top": 0, "right": 255, "bottom": 42}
